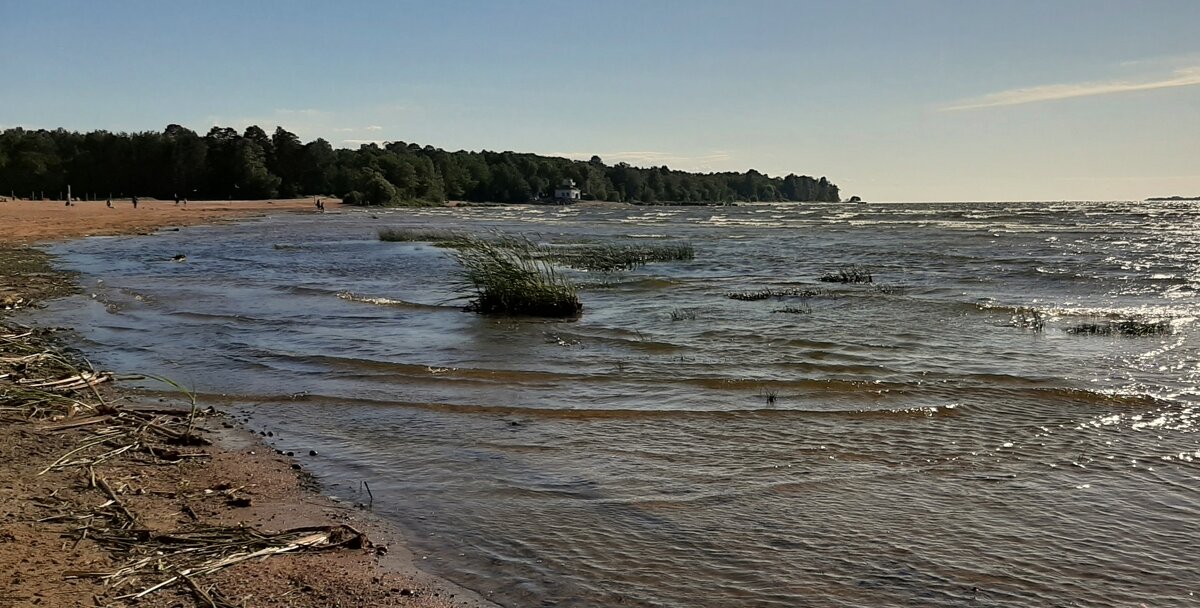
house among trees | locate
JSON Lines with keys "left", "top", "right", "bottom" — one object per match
{"left": 553, "top": 179, "right": 581, "bottom": 203}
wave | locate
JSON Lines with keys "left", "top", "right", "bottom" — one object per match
{"left": 185, "top": 388, "right": 969, "bottom": 421}
{"left": 578, "top": 277, "right": 683, "bottom": 291}
{"left": 335, "top": 291, "right": 459, "bottom": 310}
{"left": 277, "top": 285, "right": 340, "bottom": 296}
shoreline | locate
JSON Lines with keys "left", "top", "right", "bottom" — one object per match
{"left": 0, "top": 202, "right": 497, "bottom": 607}
{"left": 0, "top": 198, "right": 332, "bottom": 245}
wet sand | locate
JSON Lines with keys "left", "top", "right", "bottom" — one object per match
{"left": 0, "top": 201, "right": 496, "bottom": 607}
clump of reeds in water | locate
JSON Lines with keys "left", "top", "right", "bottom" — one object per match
{"left": 1066, "top": 318, "right": 1171, "bottom": 336}
{"left": 758, "top": 387, "right": 778, "bottom": 406}
{"left": 378, "top": 227, "right": 467, "bottom": 246}
{"left": 1010, "top": 306, "right": 1046, "bottom": 332}
{"left": 546, "top": 242, "right": 694, "bottom": 272}
{"left": 669, "top": 308, "right": 698, "bottom": 321}
{"left": 453, "top": 235, "right": 582, "bottom": 317}
{"left": 773, "top": 304, "right": 812, "bottom": 314}
{"left": 726, "top": 287, "right": 825, "bottom": 301}
{"left": 818, "top": 265, "right": 873, "bottom": 284}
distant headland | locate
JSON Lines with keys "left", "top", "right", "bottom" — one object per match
{"left": 1146, "top": 195, "right": 1200, "bottom": 201}
{"left": 0, "top": 124, "right": 840, "bottom": 207}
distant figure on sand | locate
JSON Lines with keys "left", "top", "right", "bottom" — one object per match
{"left": 174, "top": 193, "right": 180, "bottom": 205}
{"left": 132, "top": 196, "right": 138, "bottom": 209}
{"left": 106, "top": 197, "right": 112, "bottom": 208}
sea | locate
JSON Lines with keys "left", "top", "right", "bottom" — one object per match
{"left": 27, "top": 201, "right": 1200, "bottom": 607}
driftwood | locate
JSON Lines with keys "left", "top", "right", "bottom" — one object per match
{"left": 64, "top": 524, "right": 368, "bottom": 600}
{"left": 3, "top": 320, "right": 369, "bottom": 605}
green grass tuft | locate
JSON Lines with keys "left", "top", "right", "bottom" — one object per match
{"left": 452, "top": 235, "right": 582, "bottom": 317}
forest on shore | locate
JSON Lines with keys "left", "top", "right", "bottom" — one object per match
{"left": 0, "top": 125, "right": 840, "bottom": 205}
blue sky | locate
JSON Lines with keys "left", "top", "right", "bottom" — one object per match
{"left": 3, "top": 0, "right": 1198, "bottom": 201}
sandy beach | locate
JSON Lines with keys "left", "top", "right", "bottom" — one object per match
{"left": 0, "top": 198, "right": 333, "bottom": 245}
{"left": 0, "top": 201, "right": 495, "bottom": 607}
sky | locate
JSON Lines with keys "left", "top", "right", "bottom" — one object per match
{"left": 2, "top": 0, "right": 1198, "bottom": 202}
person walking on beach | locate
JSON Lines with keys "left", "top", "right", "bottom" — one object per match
{"left": 106, "top": 196, "right": 112, "bottom": 208}
{"left": 175, "top": 193, "right": 180, "bottom": 206}
{"left": 132, "top": 195, "right": 138, "bottom": 209}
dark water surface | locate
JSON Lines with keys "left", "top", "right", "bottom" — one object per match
{"left": 31, "top": 201, "right": 1200, "bottom": 606}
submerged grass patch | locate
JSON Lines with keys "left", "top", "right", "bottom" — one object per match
{"left": 818, "top": 265, "right": 873, "bottom": 284}
{"left": 544, "top": 242, "right": 695, "bottom": 272}
{"left": 452, "top": 235, "right": 581, "bottom": 317}
{"left": 378, "top": 227, "right": 466, "bottom": 246}
{"left": 773, "top": 304, "right": 812, "bottom": 314}
{"left": 726, "top": 287, "right": 825, "bottom": 301}
{"left": 1066, "top": 318, "right": 1171, "bottom": 336}
{"left": 669, "top": 308, "right": 698, "bottom": 321}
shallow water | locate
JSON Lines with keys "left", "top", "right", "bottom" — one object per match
{"left": 32, "top": 201, "right": 1200, "bottom": 606}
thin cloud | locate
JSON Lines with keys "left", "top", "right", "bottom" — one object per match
{"left": 548, "top": 150, "right": 731, "bottom": 168}
{"left": 204, "top": 106, "right": 401, "bottom": 141}
{"left": 332, "top": 125, "right": 386, "bottom": 133}
{"left": 941, "top": 66, "right": 1200, "bottom": 111}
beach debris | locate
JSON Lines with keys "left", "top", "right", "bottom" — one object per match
{"left": 64, "top": 524, "right": 368, "bottom": 600}
{"left": 3, "top": 317, "right": 374, "bottom": 605}
{"left": 1, "top": 294, "right": 30, "bottom": 310}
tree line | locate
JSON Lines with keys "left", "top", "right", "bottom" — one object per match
{"left": 0, "top": 124, "right": 840, "bottom": 205}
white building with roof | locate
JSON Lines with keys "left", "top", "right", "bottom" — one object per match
{"left": 553, "top": 179, "right": 581, "bottom": 203}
